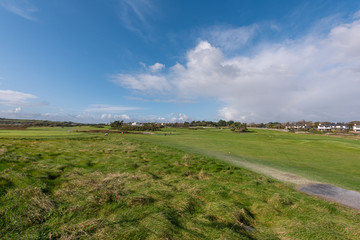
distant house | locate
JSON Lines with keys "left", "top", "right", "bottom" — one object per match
{"left": 317, "top": 123, "right": 349, "bottom": 131}
{"left": 353, "top": 124, "right": 360, "bottom": 133}
{"left": 285, "top": 124, "right": 311, "bottom": 131}
{"left": 317, "top": 124, "right": 332, "bottom": 131}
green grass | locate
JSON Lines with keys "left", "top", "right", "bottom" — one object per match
{"left": 126, "top": 128, "right": 360, "bottom": 191}
{"left": 0, "top": 127, "right": 360, "bottom": 239}
{"left": 0, "top": 126, "right": 99, "bottom": 139}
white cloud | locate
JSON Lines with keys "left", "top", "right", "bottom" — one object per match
{"left": 178, "top": 113, "right": 189, "bottom": 121}
{"left": 115, "top": 114, "right": 130, "bottom": 120}
{"left": 100, "top": 113, "right": 130, "bottom": 120}
{"left": 111, "top": 73, "right": 170, "bottom": 92}
{"left": 168, "top": 113, "right": 189, "bottom": 123}
{"left": 85, "top": 104, "right": 140, "bottom": 112}
{"left": 138, "top": 62, "right": 165, "bottom": 72}
{"left": 218, "top": 107, "right": 242, "bottom": 121}
{"left": 0, "top": 89, "right": 38, "bottom": 106}
{"left": 74, "top": 112, "right": 132, "bottom": 123}
{"left": 0, "top": 0, "right": 38, "bottom": 21}
{"left": 1, "top": 107, "right": 22, "bottom": 114}
{"left": 100, "top": 114, "right": 111, "bottom": 119}
{"left": 149, "top": 62, "right": 165, "bottom": 72}
{"left": 114, "top": 18, "right": 360, "bottom": 122}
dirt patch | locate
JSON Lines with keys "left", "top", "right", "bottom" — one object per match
{"left": 298, "top": 184, "right": 360, "bottom": 210}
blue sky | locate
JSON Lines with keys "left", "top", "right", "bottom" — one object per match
{"left": 1, "top": 0, "right": 360, "bottom": 123}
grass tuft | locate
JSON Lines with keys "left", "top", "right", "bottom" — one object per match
{"left": 1, "top": 186, "right": 54, "bottom": 232}
{"left": 268, "top": 193, "right": 293, "bottom": 210}
{"left": 233, "top": 208, "right": 255, "bottom": 228}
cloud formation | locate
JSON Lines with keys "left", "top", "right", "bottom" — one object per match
{"left": 0, "top": 89, "right": 38, "bottom": 106}
{"left": 169, "top": 113, "right": 189, "bottom": 122}
{"left": 149, "top": 62, "right": 165, "bottom": 72}
{"left": 111, "top": 73, "right": 170, "bottom": 92}
{"left": 112, "top": 18, "right": 360, "bottom": 122}
{"left": 0, "top": 0, "right": 38, "bottom": 21}
{"left": 100, "top": 113, "right": 130, "bottom": 120}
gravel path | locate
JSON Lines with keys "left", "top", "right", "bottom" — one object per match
{"left": 299, "top": 184, "right": 360, "bottom": 210}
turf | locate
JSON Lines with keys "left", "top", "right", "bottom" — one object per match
{"left": 0, "top": 127, "right": 95, "bottom": 139}
{"left": 0, "top": 127, "right": 359, "bottom": 239}
{"left": 126, "top": 128, "right": 360, "bottom": 191}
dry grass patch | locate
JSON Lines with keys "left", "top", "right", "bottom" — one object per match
{"left": 54, "top": 172, "right": 139, "bottom": 205}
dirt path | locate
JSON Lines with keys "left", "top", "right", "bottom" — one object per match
{"left": 298, "top": 184, "right": 360, "bottom": 210}
{"left": 217, "top": 154, "right": 360, "bottom": 210}
{"left": 217, "top": 154, "right": 317, "bottom": 185}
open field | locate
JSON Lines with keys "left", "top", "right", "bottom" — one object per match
{"left": 126, "top": 128, "right": 360, "bottom": 191}
{"left": 0, "top": 127, "right": 96, "bottom": 139}
{"left": 1, "top": 127, "right": 360, "bottom": 239}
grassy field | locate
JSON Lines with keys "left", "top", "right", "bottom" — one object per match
{"left": 0, "top": 127, "right": 360, "bottom": 239}
{"left": 126, "top": 128, "right": 360, "bottom": 191}
{"left": 0, "top": 126, "right": 102, "bottom": 139}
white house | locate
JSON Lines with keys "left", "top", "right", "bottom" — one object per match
{"left": 318, "top": 123, "right": 349, "bottom": 131}
{"left": 353, "top": 124, "right": 360, "bottom": 133}
{"left": 285, "top": 124, "right": 311, "bottom": 130}
{"left": 332, "top": 123, "right": 349, "bottom": 130}
{"left": 317, "top": 123, "right": 332, "bottom": 131}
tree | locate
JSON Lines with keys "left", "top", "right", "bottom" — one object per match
{"left": 230, "top": 122, "right": 248, "bottom": 132}
{"left": 110, "top": 120, "right": 123, "bottom": 129}
{"left": 227, "top": 120, "right": 234, "bottom": 126}
{"left": 217, "top": 119, "right": 227, "bottom": 127}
